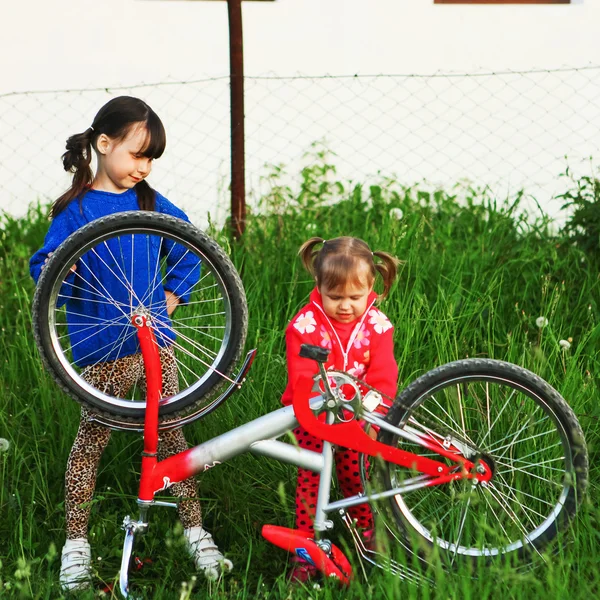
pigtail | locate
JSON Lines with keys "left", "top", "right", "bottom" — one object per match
{"left": 298, "top": 237, "right": 325, "bottom": 277}
{"left": 51, "top": 128, "right": 95, "bottom": 218}
{"left": 373, "top": 250, "right": 401, "bottom": 298}
{"left": 134, "top": 180, "right": 157, "bottom": 211}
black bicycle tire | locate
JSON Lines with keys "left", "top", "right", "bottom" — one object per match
{"left": 378, "top": 358, "right": 588, "bottom": 564}
{"left": 32, "top": 211, "right": 248, "bottom": 422}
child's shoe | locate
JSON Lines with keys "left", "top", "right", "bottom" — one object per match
{"left": 59, "top": 538, "right": 92, "bottom": 591}
{"left": 288, "top": 556, "right": 319, "bottom": 584}
{"left": 183, "top": 526, "right": 233, "bottom": 580}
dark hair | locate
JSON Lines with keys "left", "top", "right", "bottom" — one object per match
{"left": 51, "top": 96, "right": 166, "bottom": 217}
{"left": 298, "top": 236, "right": 400, "bottom": 298}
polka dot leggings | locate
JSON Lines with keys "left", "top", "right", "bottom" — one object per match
{"left": 293, "top": 427, "right": 373, "bottom": 533}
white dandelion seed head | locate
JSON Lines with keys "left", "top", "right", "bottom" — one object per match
{"left": 0, "top": 438, "right": 10, "bottom": 452}
{"left": 535, "top": 317, "right": 549, "bottom": 329}
{"left": 389, "top": 207, "right": 404, "bottom": 221}
{"left": 559, "top": 339, "right": 571, "bottom": 350}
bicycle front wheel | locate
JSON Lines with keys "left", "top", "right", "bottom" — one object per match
{"left": 33, "top": 211, "right": 247, "bottom": 425}
{"left": 377, "top": 359, "right": 588, "bottom": 565}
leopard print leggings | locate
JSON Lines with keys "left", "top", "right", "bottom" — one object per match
{"left": 65, "top": 347, "right": 202, "bottom": 539}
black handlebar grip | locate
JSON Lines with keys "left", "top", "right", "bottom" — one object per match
{"left": 299, "top": 344, "right": 330, "bottom": 363}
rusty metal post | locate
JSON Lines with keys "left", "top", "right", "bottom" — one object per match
{"left": 227, "top": 0, "right": 246, "bottom": 239}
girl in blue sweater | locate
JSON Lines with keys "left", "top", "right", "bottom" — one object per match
{"left": 30, "top": 96, "right": 231, "bottom": 591}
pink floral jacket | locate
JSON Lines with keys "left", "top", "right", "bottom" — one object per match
{"left": 281, "top": 288, "right": 398, "bottom": 410}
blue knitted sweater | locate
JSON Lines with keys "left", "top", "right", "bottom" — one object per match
{"left": 30, "top": 188, "right": 200, "bottom": 367}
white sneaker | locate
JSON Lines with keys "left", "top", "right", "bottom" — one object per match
{"left": 183, "top": 527, "right": 233, "bottom": 580}
{"left": 59, "top": 538, "right": 92, "bottom": 591}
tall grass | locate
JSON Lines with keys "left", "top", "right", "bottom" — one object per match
{"left": 0, "top": 160, "right": 598, "bottom": 598}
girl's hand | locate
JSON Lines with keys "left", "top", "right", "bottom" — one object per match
{"left": 42, "top": 251, "right": 53, "bottom": 269}
{"left": 165, "top": 290, "right": 180, "bottom": 315}
{"left": 42, "top": 252, "right": 77, "bottom": 273}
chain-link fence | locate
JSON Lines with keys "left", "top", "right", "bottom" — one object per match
{"left": 1, "top": 66, "right": 599, "bottom": 227}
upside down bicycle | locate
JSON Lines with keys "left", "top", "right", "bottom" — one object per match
{"left": 32, "top": 211, "right": 589, "bottom": 596}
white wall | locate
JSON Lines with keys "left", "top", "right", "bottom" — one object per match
{"left": 3, "top": 0, "right": 596, "bottom": 91}
{"left": 1, "top": 0, "right": 598, "bottom": 225}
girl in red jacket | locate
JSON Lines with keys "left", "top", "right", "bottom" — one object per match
{"left": 282, "top": 236, "right": 400, "bottom": 582}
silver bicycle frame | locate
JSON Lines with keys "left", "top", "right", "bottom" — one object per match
{"left": 161, "top": 395, "right": 443, "bottom": 529}
{"left": 120, "top": 390, "right": 446, "bottom": 597}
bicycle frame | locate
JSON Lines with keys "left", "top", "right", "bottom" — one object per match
{"left": 121, "top": 314, "right": 491, "bottom": 596}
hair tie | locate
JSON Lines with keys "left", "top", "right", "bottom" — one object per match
{"left": 322, "top": 239, "right": 327, "bottom": 245}
{"left": 89, "top": 126, "right": 95, "bottom": 132}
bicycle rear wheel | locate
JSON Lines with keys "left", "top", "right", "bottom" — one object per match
{"left": 374, "top": 359, "right": 588, "bottom": 565}
{"left": 33, "top": 211, "right": 247, "bottom": 425}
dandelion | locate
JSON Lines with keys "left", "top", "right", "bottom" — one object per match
{"left": 535, "top": 317, "right": 548, "bottom": 329}
{"left": 559, "top": 339, "right": 571, "bottom": 350}
{"left": 0, "top": 438, "right": 10, "bottom": 452}
{"left": 389, "top": 207, "right": 404, "bottom": 220}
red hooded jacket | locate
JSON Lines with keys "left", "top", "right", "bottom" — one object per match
{"left": 282, "top": 288, "right": 398, "bottom": 409}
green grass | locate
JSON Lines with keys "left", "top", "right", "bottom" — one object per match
{"left": 1, "top": 167, "right": 599, "bottom": 599}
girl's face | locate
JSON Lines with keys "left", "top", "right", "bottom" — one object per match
{"left": 94, "top": 123, "right": 154, "bottom": 193}
{"left": 319, "top": 262, "right": 374, "bottom": 323}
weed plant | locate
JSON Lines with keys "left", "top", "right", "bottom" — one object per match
{"left": 0, "top": 158, "right": 598, "bottom": 598}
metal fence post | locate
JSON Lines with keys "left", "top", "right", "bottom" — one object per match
{"left": 228, "top": 0, "right": 246, "bottom": 240}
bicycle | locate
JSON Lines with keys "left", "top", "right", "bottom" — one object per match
{"left": 32, "top": 211, "right": 589, "bottom": 597}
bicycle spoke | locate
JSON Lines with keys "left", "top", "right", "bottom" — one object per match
{"left": 493, "top": 473, "right": 548, "bottom": 523}
{"left": 485, "top": 483, "right": 545, "bottom": 560}
{"left": 490, "top": 478, "right": 556, "bottom": 508}
{"left": 152, "top": 326, "right": 237, "bottom": 386}
{"left": 169, "top": 318, "right": 225, "bottom": 344}
{"left": 75, "top": 257, "right": 131, "bottom": 318}
{"left": 415, "top": 402, "right": 477, "bottom": 447}
{"left": 450, "top": 493, "right": 472, "bottom": 565}
{"left": 495, "top": 464, "right": 565, "bottom": 488}
{"left": 479, "top": 487, "right": 513, "bottom": 551}
{"left": 495, "top": 455, "right": 566, "bottom": 474}
{"left": 490, "top": 429, "right": 557, "bottom": 456}
{"left": 62, "top": 273, "right": 134, "bottom": 307}
{"left": 500, "top": 441, "right": 562, "bottom": 465}
{"left": 486, "top": 413, "right": 548, "bottom": 448}
{"left": 100, "top": 238, "right": 146, "bottom": 309}
{"left": 142, "top": 244, "right": 195, "bottom": 307}
{"left": 151, "top": 313, "right": 219, "bottom": 361}
{"left": 66, "top": 317, "right": 132, "bottom": 354}
{"left": 103, "top": 329, "right": 139, "bottom": 397}
{"left": 72, "top": 328, "right": 139, "bottom": 369}
{"left": 478, "top": 388, "right": 517, "bottom": 446}
{"left": 139, "top": 236, "right": 177, "bottom": 307}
